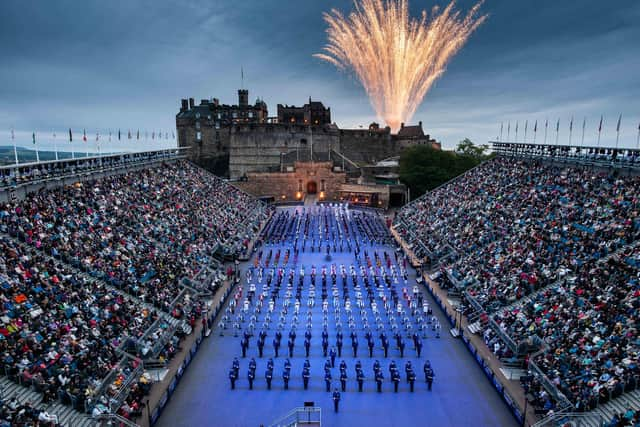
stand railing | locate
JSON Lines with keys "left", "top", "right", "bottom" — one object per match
{"left": 269, "top": 407, "right": 322, "bottom": 427}
{"left": 531, "top": 411, "right": 604, "bottom": 427}
{"left": 93, "top": 413, "right": 141, "bottom": 427}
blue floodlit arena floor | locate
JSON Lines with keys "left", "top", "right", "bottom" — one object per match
{"left": 156, "top": 206, "right": 517, "bottom": 427}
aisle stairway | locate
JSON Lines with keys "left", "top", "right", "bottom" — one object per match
{"left": 0, "top": 377, "right": 95, "bottom": 427}
{"left": 589, "top": 389, "right": 640, "bottom": 426}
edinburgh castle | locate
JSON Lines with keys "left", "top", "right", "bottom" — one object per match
{"left": 176, "top": 89, "right": 440, "bottom": 207}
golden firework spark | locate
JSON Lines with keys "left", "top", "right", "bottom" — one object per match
{"left": 315, "top": 0, "right": 486, "bottom": 132}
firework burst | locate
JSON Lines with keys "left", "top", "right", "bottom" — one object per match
{"left": 315, "top": 0, "right": 486, "bottom": 132}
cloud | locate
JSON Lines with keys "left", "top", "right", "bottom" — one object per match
{"left": 0, "top": 0, "right": 638, "bottom": 151}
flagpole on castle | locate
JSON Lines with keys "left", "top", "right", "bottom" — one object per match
{"left": 580, "top": 118, "right": 586, "bottom": 148}
{"left": 637, "top": 121, "right": 640, "bottom": 149}
{"left": 544, "top": 119, "right": 548, "bottom": 145}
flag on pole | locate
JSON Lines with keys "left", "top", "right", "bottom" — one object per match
{"left": 172, "top": 131, "right": 175, "bottom": 139}
{"left": 128, "top": 130, "right": 131, "bottom": 139}
{"left": 534, "top": 120, "right": 537, "bottom": 133}
{"left": 53, "top": 131, "right": 56, "bottom": 140}
{"left": 556, "top": 119, "right": 560, "bottom": 132}
{"left": 137, "top": 129, "right": 140, "bottom": 140}
{"left": 597, "top": 115, "right": 603, "bottom": 148}
{"left": 11, "top": 128, "right": 18, "bottom": 165}
{"left": 69, "top": 128, "right": 73, "bottom": 142}
{"left": 152, "top": 131, "right": 155, "bottom": 140}
{"left": 83, "top": 129, "right": 87, "bottom": 142}
{"left": 109, "top": 130, "right": 112, "bottom": 142}
{"left": 118, "top": 129, "right": 121, "bottom": 141}
{"left": 96, "top": 132, "right": 99, "bottom": 141}
{"left": 568, "top": 116, "right": 573, "bottom": 145}
{"left": 615, "top": 114, "right": 622, "bottom": 148}
{"left": 32, "top": 132, "right": 40, "bottom": 163}
{"left": 524, "top": 120, "right": 528, "bottom": 141}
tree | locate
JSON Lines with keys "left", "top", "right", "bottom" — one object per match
{"left": 455, "top": 138, "right": 490, "bottom": 160}
{"left": 399, "top": 145, "right": 486, "bottom": 199}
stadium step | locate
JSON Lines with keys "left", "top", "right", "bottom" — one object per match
{"left": 590, "top": 389, "right": 640, "bottom": 424}
{"left": 0, "top": 377, "right": 95, "bottom": 427}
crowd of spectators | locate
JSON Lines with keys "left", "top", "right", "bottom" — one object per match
{"left": 1, "top": 161, "right": 268, "bottom": 313}
{"left": 395, "top": 157, "right": 640, "bottom": 412}
{"left": 493, "top": 256, "right": 639, "bottom": 411}
{"left": 0, "top": 160, "right": 270, "bottom": 422}
{"left": 0, "top": 236, "right": 154, "bottom": 421}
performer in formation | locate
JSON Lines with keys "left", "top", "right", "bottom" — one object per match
{"left": 221, "top": 205, "right": 438, "bottom": 399}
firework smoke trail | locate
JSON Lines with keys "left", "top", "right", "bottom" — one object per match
{"left": 315, "top": 0, "right": 486, "bottom": 132}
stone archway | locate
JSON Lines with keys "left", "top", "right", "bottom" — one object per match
{"left": 306, "top": 181, "right": 317, "bottom": 194}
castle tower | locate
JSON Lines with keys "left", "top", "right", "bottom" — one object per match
{"left": 238, "top": 89, "right": 249, "bottom": 108}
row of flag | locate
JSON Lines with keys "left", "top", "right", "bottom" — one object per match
{"left": 7, "top": 128, "right": 177, "bottom": 165}
{"left": 499, "top": 115, "right": 639, "bottom": 148}
{"left": 13, "top": 129, "right": 176, "bottom": 144}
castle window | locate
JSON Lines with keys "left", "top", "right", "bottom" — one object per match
{"left": 232, "top": 112, "right": 238, "bottom": 118}
{"left": 195, "top": 121, "right": 200, "bottom": 130}
{"left": 196, "top": 131, "right": 202, "bottom": 141}
{"left": 195, "top": 112, "right": 200, "bottom": 119}
{"left": 207, "top": 115, "right": 212, "bottom": 121}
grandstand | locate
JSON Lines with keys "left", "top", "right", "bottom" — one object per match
{"left": 0, "top": 150, "right": 271, "bottom": 426}
{"left": 393, "top": 141, "right": 640, "bottom": 427}
{"left": 0, "top": 141, "right": 637, "bottom": 427}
